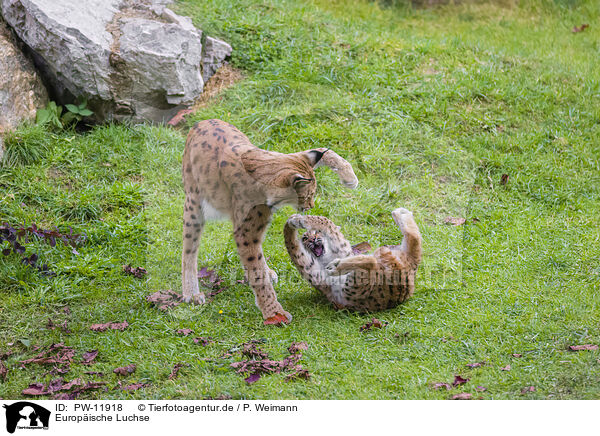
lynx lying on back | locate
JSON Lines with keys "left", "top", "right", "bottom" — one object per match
{"left": 284, "top": 208, "right": 422, "bottom": 312}
{"left": 181, "top": 119, "right": 358, "bottom": 325}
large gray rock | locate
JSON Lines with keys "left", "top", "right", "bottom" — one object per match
{"left": 0, "top": 0, "right": 231, "bottom": 123}
{"left": 0, "top": 15, "right": 48, "bottom": 134}
{"left": 110, "top": 16, "right": 204, "bottom": 121}
{"left": 202, "top": 36, "right": 232, "bottom": 83}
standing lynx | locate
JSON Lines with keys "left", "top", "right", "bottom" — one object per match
{"left": 284, "top": 208, "right": 422, "bottom": 311}
{"left": 181, "top": 119, "right": 358, "bottom": 325}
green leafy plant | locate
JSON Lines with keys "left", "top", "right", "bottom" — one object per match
{"left": 35, "top": 101, "right": 63, "bottom": 130}
{"left": 36, "top": 99, "right": 94, "bottom": 130}
{"left": 62, "top": 99, "right": 94, "bottom": 126}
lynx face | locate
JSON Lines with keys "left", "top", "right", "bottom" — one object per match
{"left": 294, "top": 177, "right": 317, "bottom": 212}
{"left": 302, "top": 230, "right": 325, "bottom": 257}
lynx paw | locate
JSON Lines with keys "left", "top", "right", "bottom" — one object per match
{"left": 392, "top": 207, "right": 413, "bottom": 228}
{"left": 287, "top": 214, "right": 305, "bottom": 229}
{"left": 325, "top": 259, "right": 341, "bottom": 274}
{"left": 263, "top": 311, "right": 292, "bottom": 326}
{"left": 183, "top": 292, "right": 206, "bottom": 305}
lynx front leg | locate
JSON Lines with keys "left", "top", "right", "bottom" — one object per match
{"left": 391, "top": 207, "right": 422, "bottom": 267}
{"left": 181, "top": 194, "right": 206, "bottom": 304}
{"left": 234, "top": 204, "right": 291, "bottom": 325}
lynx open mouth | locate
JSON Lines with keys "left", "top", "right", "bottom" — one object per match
{"left": 309, "top": 242, "right": 324, "bottom": 257}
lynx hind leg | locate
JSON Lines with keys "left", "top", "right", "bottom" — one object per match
{"left": 181, "top": 193, "right": 206, "bottom": 304}
{"left": 327, "top": 254, "right": 378, "bottom": 274}
{"left": 392, "top": 207, "right": 422, "bottom": 265}
{"left": 234, "top": 204, "right": 291, "bottom": 325}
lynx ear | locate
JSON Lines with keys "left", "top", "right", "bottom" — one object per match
{"left": 310, "top": 149, "right": 359, "bottom": 189}
{"left": 304, "top": 149, "right": 327, "bottom": 167}
{"left": 291, "top": 173, "right": 313, "bottom": 188}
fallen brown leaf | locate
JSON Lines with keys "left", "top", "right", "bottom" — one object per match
{"left": 193, "top": 337, "right": 214, "bottom": 346}
{"left": 197, "top": 267, "right": 221, "bottom": 284}
{"left": 501, "top": 365, "right": 511, "bottom": 371}
{"left": 285, "top": 368, "right": 310, "bottom": 381}
{"left": 521, "top": 386, "right": 536, "bottom": 394}
{"left": 451, "top": 392, "right": 472, "bottom": 400}
{"left": 245, "top": 373, "right": 261, "bottom": 385}
{"left": 113, "top": 364, "right": 136, "bottom": 376}
{"left": 444, "top": 217, "right": 466, "bottom": 226}
{"left": 512, "top": 353, "right": 523, "bottom": 358}
{"left": 146, "top": 290, "right": 183, "bottom": 311}
{"left": 500, "top": 173, "right": 509, "bottom": 185}
{"left": 117, "top": 381, "right": 147, "bottom": 391}
{"left": 61, "top": 378, "right": 83, "bottom": 391}
{"left": 453, "top": 375, "right": 469, "bottom": 387}
{"left": 81, "top": 350, "right": 98, "bottom": 365}
{"left": 568, "top": 344, "right": 598, "bottom": 351}
{"left": 466, "top": 361, "right": 486, "bottom": 368}
{"left": 176, "top": 329, "right": 193, "bottom": 336}
{"left": 0, "top": 360, "right": 7, "bottom": 381}
{"left": 168, "top": 363, "right": 185, "bottom": 380}
{"left": 431, "top": 382, "right": 452, "bottom": 390}
{"left": 55, "top": 381, "right": 107, "bottom": 399}
{"left": 20, "top": 343, "right": 75, "bottom": 367}
{"left": 22, "top": 383, "right": 48, "bottom": 396}
{"left": 167, "top": 108, "right": 194, "bottom": 127}
{"left": 242, "top": 341, "right": 269, "bottom": 360}
{"left": 122, "top": 264, "right": 147, "bottom": 278}
{"left": 359, "top": 318, "right": 388, "bottom": 332}
{"left": 22, "top": 377, "right": 97, "bottom": 398}
{"left": 197, "top": 267, "right": 227, "bottom": 302}
{"left": 231, "top": 341, "right": 310, "bottom": 384}
{"left": 572, "top": 24, "right": 589, "bottom": 33}
{"left": 288, "top": 342, "right": 308, "bottom": 354}
{"left": 90, "top": 321, "right": 129, "bottom": 332}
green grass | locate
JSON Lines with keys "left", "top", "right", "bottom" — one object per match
{"left": 1, "top": 0, "right": 599, "bottom": 399}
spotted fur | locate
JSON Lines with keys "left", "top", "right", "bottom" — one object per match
{"left": 181, "top": 119, "right": 358, "bottom": 324}
{"left": 284, "top": 208, "right": 422, "bottom": 312}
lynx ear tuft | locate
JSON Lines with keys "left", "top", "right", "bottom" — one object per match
{"left": 305, "top": 149, "right": 328, "bottom": 167}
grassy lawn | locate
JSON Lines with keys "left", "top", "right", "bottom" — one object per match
{"left": 1, "top": 0, "right": 599, "bottom": 400}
